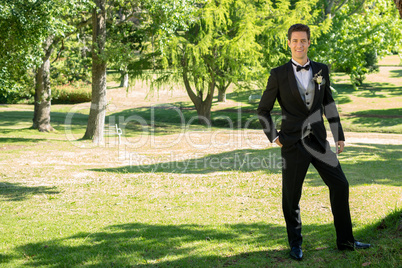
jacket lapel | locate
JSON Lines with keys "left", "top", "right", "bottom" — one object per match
{"left": 310, "top": 61, "right": 322, "bottom": 110}
{"left": 287, "top": 61, "right": 309, "bottom": 113}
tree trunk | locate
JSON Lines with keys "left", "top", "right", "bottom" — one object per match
{"left": 182, "top": 69, "right": 215, "bottom": 125}
{"left": 395, "top": 0, "right": 402, "bottom": 18}
{"left": 217, "top": 86, "right": 226, "bottom": 102}
{"left": 196, "top": 98, "right": 213, "bottom": 124}
{"left": 83, "top": 0, "right": 107, "bottom": 144}
{"left": 32, "top": 36, "right": 55, "bottom": 132}
{"left": 120, "top": 70, "right": 129, "bottom": 88}
{"left": 324, "top": 0, "right": 334, "bottom": 17}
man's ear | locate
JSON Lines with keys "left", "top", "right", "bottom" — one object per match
{"left": 287, "top": 39, "right": 290, "bottom": 47}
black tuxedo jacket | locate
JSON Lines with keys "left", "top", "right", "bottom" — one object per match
{"left": 257, "top": 60, "right": 345, "bottom": 149}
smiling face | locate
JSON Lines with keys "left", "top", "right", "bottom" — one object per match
{"left": 288, "top": 31, "right": 310, "bottom": 65}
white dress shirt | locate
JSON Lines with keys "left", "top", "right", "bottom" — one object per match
{"left": 291, "top": 59, "right": 313, "bottom": 90}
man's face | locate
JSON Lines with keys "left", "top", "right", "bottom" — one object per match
{"left": 288, "top": 31, "right": 310, "bottom": 63}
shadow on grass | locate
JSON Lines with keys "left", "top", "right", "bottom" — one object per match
{"left": 333, "top": 82, "right": 401, "bottom": 98}
{"left": 343, "top": 114, "right": 401, "bottom": 129}
{"left": 109, "top": 106, "right": 197, "bottom": 127}
{"left": 225, "top": 91, "right": 261, "bottom": 105}
{"left": 107, "top": 85, "right": 123, "bottom": 89}
{"left": 109, "top": 104, "right": 264, "bottom": 130}
{"left": 0, "top": 111, "right": 88, "bottom": 128}
{"left": 93, "top": 143, "right": 401, "bottom": 187}
{"left": 357, "top": 83, "right": 402, "bottom": 98}
{"left": 334, "top": 94, "right": 352, "bottom": 105}
{"left": 389, "top": 68, "right": 402, "bottom": 78}
{"left": 0, "top": 111, "right": 33, "bottom": 127}
{"left": 91, "top": 148, "right": 283, "bottom": 175}
{"left": 304, "top": 143, "right": 402, "bottom": 187}
{"left": 0, "top": 182, "right": 59, "bottom": 201}
{"left": 6, "top": 222, "right": 331, "bottom": 267}
{"left": 5, "top": 210, "right": 401, "bottom": 267}
{"left": 0, "top": 137, "right": 47, "bottom": 144}
{"left": 350, "top": 108, "right": 402, "bottom": 118}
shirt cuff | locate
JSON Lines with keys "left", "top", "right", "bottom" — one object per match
{"left": 273, "top": 136, "right": 279, "bottom": 143}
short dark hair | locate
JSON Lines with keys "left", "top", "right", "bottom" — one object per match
{"left": 288, "top": 24, "right": 310, "bottom": 41}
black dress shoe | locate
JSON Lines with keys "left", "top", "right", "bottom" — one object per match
{"left": 289, "top": 246, "right": 303, "bottom": 260}
{"left": 338, "top": 240, "right": 371, "bottom": 250}
{"left": 354, "top": 241, "right": 371, "bottom": 249}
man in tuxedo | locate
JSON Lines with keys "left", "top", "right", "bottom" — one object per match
{"left": 257, "top": 24, "right": 370, "bottom": 261}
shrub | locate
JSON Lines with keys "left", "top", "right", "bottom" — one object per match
{"left": 52, "top": 81, "right": 91, "bottom": 104}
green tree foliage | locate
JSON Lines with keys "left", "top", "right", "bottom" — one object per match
{"left": 106, "top": 1, "right": 146, "bottom": 88}
{"left": 51, "top": 33, "right": 92, "bottom": 85}
{"left": 211, "top": 0, "right": 263, "bottom": 102}
{"left": 125, "top": 0, "right": 197, "bottom": 79}
{"left": 157, "top": 0, "right": 239, "bottom": 123}
{"left": 312, "top": 0, "right": 402, "bottom": 88}
{"left": 394, "top": 0, "right": 402, "bottom": 18}
{"left": 151, "top": 0, "right": 265, "bottom": 122}
{"left": 0, "top": 0, "right": 52, "bottom": 103}
{"left": 255, "top": 0, "right": 331, "bottom": 90}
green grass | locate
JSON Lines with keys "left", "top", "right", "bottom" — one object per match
{"left": 0, "top": 111, "right": 401, "bottom": 267}
{"left": 0, "top": 65, "right": 401, "bottom": 267}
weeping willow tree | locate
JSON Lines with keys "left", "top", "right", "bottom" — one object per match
{"left": 154, "top": 0, "right": 264, "bottom": 123}
{"left": 213, "top": 0, "right": 264, "bottom": 102}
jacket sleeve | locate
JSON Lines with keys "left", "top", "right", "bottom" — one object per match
{"left": 322, "top": 65, "right": 345, "bottom": 142}
{"left": 257, "top": 69, "right": 280, "bottom": 143}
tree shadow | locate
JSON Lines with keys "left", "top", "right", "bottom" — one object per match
{"left": 107, "top": 85, "right": 123, "bottom": 89}
{"left": 91, "top": 143, "right": 401, "bottom": 187}
{"left": 350, "top": 108, "right": 401, "bottom": 118}
{"left": 108, "top": 106, "right": 197, "bottom": 136}
{"left": 225, "top": 91, "right": 261, "bottom": 106}
{"left": 357, "top": 83, "right": 402, "bottom": 98}
{"left": 304, "top": 143, "right": 401, "bottom": 187}
{"left": 343, "top": 113, "right": 401, "bottom": 129}
{"left": 0, "top": 110, "right": 33, "bottom": 127}
{"left": 0, "top": 137, "right": 47, "bottom": 144}
{"left": 389, "top": 68, "right": 402, "bottom": 78}
{"left": 0, "top": 111, "right": 88, "bottom": 128}
{"left": 6, "top": 222, "right": 341, "bottom": 267}
{"left": 5, "top": 209, "right": 400, "bottom": 267}
{"left": 0, "top": 253, "right": 13, "bottom": 265}
{"left": 333, "top": 82, "right": 401, "bottom": 98}
{"left": 0, "top": 182, "right": 59, "bottom": 201}
{"left": 108, "top": 104, "right": 267, "bottom": 132}
{"left": 334, "top": 94, "right": 352, "bottom": 104}
{"left": 91, "top": 148, "right": 283, "bottom": 175}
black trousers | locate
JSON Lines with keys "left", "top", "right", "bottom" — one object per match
{"left": 281, "top": 135, "right": 354, "bottom": 248}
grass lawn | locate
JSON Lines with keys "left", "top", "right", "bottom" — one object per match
{"left": 0, "top": 121, "right": 401, "bottom": 267}
{"left": 0, "top": 58, "right": 401, "bottom": 267}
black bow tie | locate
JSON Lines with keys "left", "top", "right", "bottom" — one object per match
{"left": 292, "top": 61, "right": 310, "bottom": 72}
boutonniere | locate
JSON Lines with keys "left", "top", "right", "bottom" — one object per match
{"left": 313, "top": 70, "right": 324, "bottom": 90}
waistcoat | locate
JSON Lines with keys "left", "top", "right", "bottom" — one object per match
{"left": 295, "top": 77, "right": 315, "bottom": 110}
{"left": 295, "top": 76, "right": 315, "bottom": 137}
